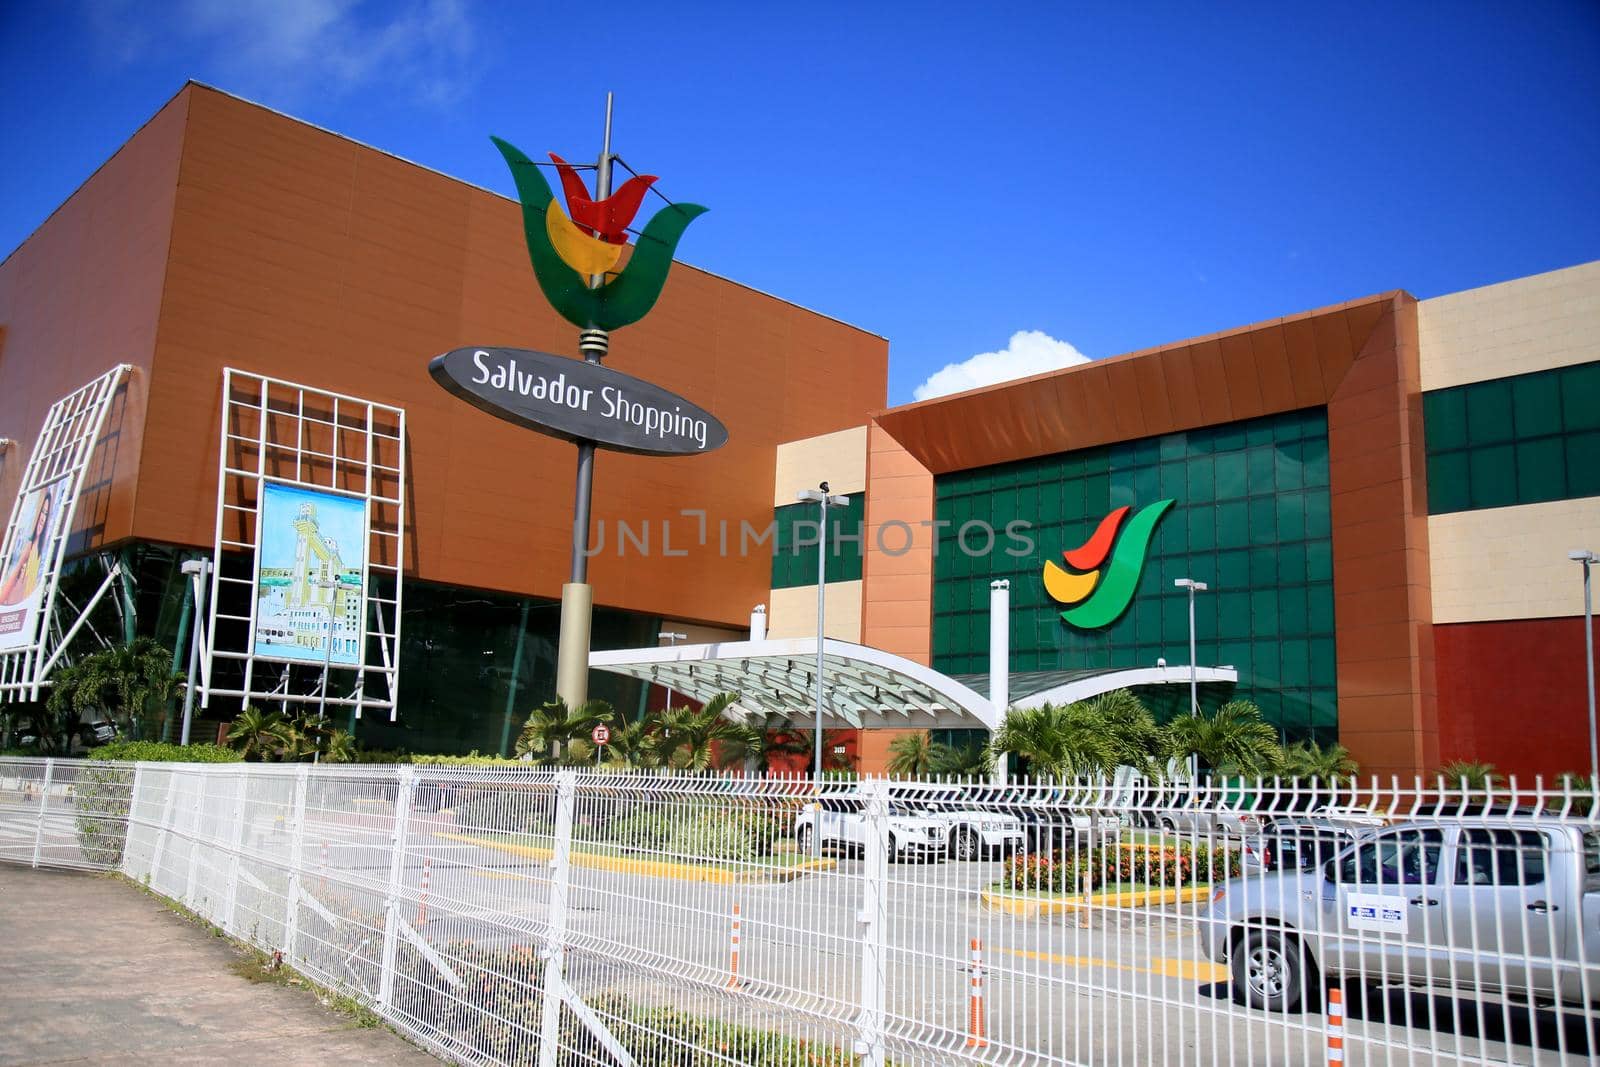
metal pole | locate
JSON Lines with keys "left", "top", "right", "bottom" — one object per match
{"left": 815, "top": 493, "right": 828, "bottom": 780}
{"left": 180, "top": 560, "right": 210, "bottom": 747}
{"left": 499, "top": 600, "right": 530, "bottom": 757}
{"left": 1187, "top": 583, "right": 1199, "bottom": 783}
{"left": 166, "top": 567, "right": 194, "bottom": 743}
{"left": 1584, "top": 556, "right": 1596, "bottom": 785}
{"left": 555, "top": 92, "right": 614, "bottom": 711}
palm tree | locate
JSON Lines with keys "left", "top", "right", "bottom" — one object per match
{"left": 1082, "top": 689, "right": 1161, "bottom": 774}
{"left": 1162, "top": 699, "right": 1282, "bottom": 776}
{"left": 1438, "top": 760, "right": 1498, "bottom": 790}
{"left": 593, "top": 717, "right": 663, "bottom": 769}
{"left": 989, "top": 702, "right": 1119, "bottom": 779}
{"left": 322, "top": 728, "right": 357, "bottom": 763}
{"left": 655, "top": 692, "right": 752, "bottom": 771}
{"left": 47, "top": 638, "right": 183, "bottom": 741}
{"left": 225, "top": 707, "right": 293, "bottom": 761}
{"left": 887, "top": 731, "right": 935, "bottom": 777}
{"left": 930, "top": 740, "right": 992, "bottom": 779}
{"left": 1282, "top": 740, "right": 1358, "bottom": 779}
{"left": 514, "top": 698, "right": 614, "bottom": 763}
{"left": 771, "top": 728, "right": 857, "bottom": 773}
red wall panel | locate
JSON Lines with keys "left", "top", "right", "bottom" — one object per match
{"left": 1436, "top": 617, "right": 1600, "bottom": 780}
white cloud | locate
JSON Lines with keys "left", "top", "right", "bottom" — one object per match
{"left": 85, "top": 0, "right": 479, "bottom": 107}
{"left": 911, "top": 330, "right": 1092, "bottom": 402}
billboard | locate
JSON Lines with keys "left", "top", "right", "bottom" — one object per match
{"left": 251, "top": 482, "right": 368, "bottom": 667}
{"left": 0, "top": 477, "right": 69, "bottom": 653}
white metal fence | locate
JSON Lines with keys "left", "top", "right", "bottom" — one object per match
{"left": 2, "top": 756, "right": 1598, "bottom": 1065}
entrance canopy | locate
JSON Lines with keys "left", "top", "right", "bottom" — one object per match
{"left": 952, "top": 665, "right": 1239, "bottom": 711}
{"left": 589, "top": 637, "right": 997, "bottom": 730}
{"left": 591, "top": 639, "right": 1241, "bottom": 731}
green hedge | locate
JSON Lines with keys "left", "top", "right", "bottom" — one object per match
{"left": 88, "top": 741, "right": 242, "bottom": 763}
{"left": 1003, "top": 842, "right": 1242, "bottom": 894}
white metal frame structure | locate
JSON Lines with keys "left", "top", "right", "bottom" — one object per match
{"left": 200, "top": 369, "right": 406, "bottom": 720}
{"left": 1011, "top": 664, "right": 1239, "bottom": 709}
{"left": 0, "top": 364, "right": 132, "bottom": 701}
{"left": 590, "top": 637, "right": 999, "bottom": 729}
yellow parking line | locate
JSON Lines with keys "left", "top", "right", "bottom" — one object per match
{"left": 1001, "top": 945, "right": 1228, "bottom": 984}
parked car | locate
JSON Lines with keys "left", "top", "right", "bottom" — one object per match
{"left": 794, "top": 792, "right": 949, "bottom": 862}
{"left": 892, "top": 787, "right": 1026, "bottom": 860}
{"left": 1239, "top": 819, "right": 1368, "bottom": 875}
{"left": 998, "top": 788, "right": 1121, "bottom": 854}
{"left": 1155, "top": 789, "right": 1265, "bottom": 839}
{"left": 1199, "top": 817, "right": 1600, "bottom": 1012}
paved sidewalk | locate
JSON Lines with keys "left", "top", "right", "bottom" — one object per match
{"left": 0, "top": 865, "right": 437, "bottom": 1065}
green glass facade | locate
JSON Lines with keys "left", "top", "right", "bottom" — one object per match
{"left": 1423, "top": 359, "right": 1600, "bottom": 514}
{"left": 932, "top": 408, "right": 1337, "bottom": 743}
{"left": 770, "top": 495, "right": 867, "bottom": 589}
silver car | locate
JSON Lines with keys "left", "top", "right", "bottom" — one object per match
{"left": 1199, "top": 817, "right": 1600, "bottom": 1012}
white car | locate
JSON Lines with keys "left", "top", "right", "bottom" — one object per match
{"left": 894, "top": 787, "right": 1026, "bottom": 860}
{"left": 795, "top": 792, "right": 949, "bottom": 861}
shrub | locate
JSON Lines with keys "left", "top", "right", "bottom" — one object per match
{"left": 411, "top": 752, "right": 526, "bottom": 766}
{"left": 1002, "top": 841, "right": 1241, "bottom": 894}
{"left": 87, "top": 741, "right": 242, "bottom": 763}
{"left": 665, "top": 808, "right": 779, "bottom": 863}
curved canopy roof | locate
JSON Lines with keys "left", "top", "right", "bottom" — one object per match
{"left": 591, "top": 639, "right": 1239, "bottom": 730}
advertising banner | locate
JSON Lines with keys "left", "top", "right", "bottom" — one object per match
{"left": 251, "top": 482, "right": 368, "bottom": 667}
{"left": 0, "top": 477, "right": 69, "bottom": 652}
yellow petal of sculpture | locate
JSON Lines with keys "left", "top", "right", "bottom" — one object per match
{"left": 544, "top": 200, "right": 625, "bottom": 276}
{"left": 1042, "top": 559, "right": 1099, "bottom": 605}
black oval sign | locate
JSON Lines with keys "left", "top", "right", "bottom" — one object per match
{"left": 429, "top": 347, "right": 729, "bottom": 457}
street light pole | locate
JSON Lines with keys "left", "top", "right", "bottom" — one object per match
{"left": 312, "top": 577, "right": 339, "bottom": 764}
{"left": 798, "top": 483, "right": 848, "bottom": 781}
{"left": 1572, "top": 550, "right": 1598, "bottom": 785}
{"left": 1175, "top": 578, "right": 1209, "bottom": 783}
{"left": 658, "top": 630, "right": 687, "bottom": 710}
{"left": 178, "top": 558, "right": 212, "bottom": 746}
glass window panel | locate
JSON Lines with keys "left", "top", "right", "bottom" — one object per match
{"left": 1513, "top": 371, "right": 1563, "bottom": 438}
{"left": 1562, "top": 362, "right": 1600, "bottom": 432}
{"left": 1241, "top": 547, "right": 1280, "bottom": 588}
{"left": 1187, "top": 455, "right": 1215, "bottom": 499}
{"left": 1279, "top": 640, "right": 1310, "bottom": 689}
{"left": 1427, "top": 450, "right": 1472, "bottom": 514}
{"left": 1279, "top": 586, "right": 1309, "bottom": 636}
{"left": 1213, "top": 425, "right": 1246, "bottom": 452}
{"left": 1301, "top": 436, "right": 1330, "bottom": 488}
{"left": 1246, "top": 421, "right": 1274, "bottom": 448}
{"left": 1084, "top": 473, "right": 1110, "bottom": 510}
{"left": 1310, "top": 640, "right": 1338, "bottom": 690}
{"left": 1276, "top": 491, "right": 1306, "bottom": 542}
{"left": 1516, "top": 437, "right": 1567, "bottom": 505}
{"left": 1214, "top": 451, "right": 1247, "bottom": 499}
{"left": 1469, "top": 444, "right": 1517, "bottom": 510}
{"left": 1158, "top": 508, "right": 1188, "bottom": 555}
{"left": 1307, "top": 541, "right": 1333, "bottom": 582}
{"left": 1159, "top": 432, "right": 1188, "bottom": 461}
{"left": 1275, "top": 414, "right": 1304, "bottom": 442}
{"left": 1250, "top": 496, "right": 1278, "bottom": 546}
{"left": 1275, "top": 442, "right": 1305, "bottom": 491}
{"left": 1277, "top": 542, "right": 1307, "bottom": 586}
{"left": 1134, "top": 465, "right": 1160, "bottom": 503}
{"left": 1466, "top": 380, "right": 1515, "bottom": 445}
{"left": 1216, "top": 500, "right": 1249, "bottom": 550}
{"left": 1251, "top": 639, "right": 1281, "bottom": 686}
{"left": 1308, "top": 584, "right": 1336, "bottom": 634}
{"left": 1217, "top": 591, "right": 1251, "bottom": 637}
{"left": 1305, "top": 492, "right": 1331, "bottom": 540}
{"left": 1247, "top": 447, "right": 1276, "bottom": 495}
{"left": 1187, "top": 506, "right": 1216, "bottom": 552}
{"left": 1217, "top": 550, "right": 1249, "bottom": 589}
{"left": 1132, "top": 438, "right": 1160, "bottom": 467}
{"left": 1567, "top": 432, "right": 1600, "bottom": 498}
{"left": 1162, "top": 594, "right": 1189, "bottom": 643}
{"left": 1251, "top": 589, "right": 1280, "bottom": 636}
{"left": 1424, "top": 388, "right": 1469, "bottom": 451}
{"left": 1159, "top": 461, "right": 1186, "bottom": 501}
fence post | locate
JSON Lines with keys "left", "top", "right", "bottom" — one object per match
{"left": 30, "top": 758, "right": 54, "bottom": 868}
{"left": 222, "top": 771, "right": 249, "bottom": 936}
{"left": 122, "top": 762, "right": 145, "bottom": 878}
{"left": 149, "top": 769, "right": 179, "bottom": 886}
{"left": 538, "top": 770, "right": 577, "bottom": 1067}
{"left": 377, "top": 765, "right": 418, "bottom": 1012}
{"left": 283, "top": 765, "right": 311, "bottom": 963}
{"left": 854, "top": 776, "right": 888, "bottom": 1067}
{"left": 182, "top": 770, "right": 204, "bottom": 908}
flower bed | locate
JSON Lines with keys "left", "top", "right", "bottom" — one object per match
{"left": 1002, "top": 841, "right": 1241, "bottom": 894}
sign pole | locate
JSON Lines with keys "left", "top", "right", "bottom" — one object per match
{"left": 555, "top": 92, "right": 615, "bottom": 713}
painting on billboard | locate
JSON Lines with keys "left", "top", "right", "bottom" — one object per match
{"left": 251, "top": 483, "right": 368, "bottom": 667}
{"left": 0, "top": 477, "right": 70, "bottom": 652}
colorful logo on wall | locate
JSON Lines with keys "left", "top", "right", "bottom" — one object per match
{"left": 491, "top": 137, "right": 707, "bottom": 333}
{"left": 1043, "top": 499, "right": 1174, "bottom": 629}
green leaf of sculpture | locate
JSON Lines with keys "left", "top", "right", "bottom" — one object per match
{"left": 491, "top": 136, "right": 706, "bottom": 332}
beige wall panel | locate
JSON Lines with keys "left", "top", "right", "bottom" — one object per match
{"left": 766, "top": 581, "right": 863, "bottom": 641}
{"left": 772, "top": 425, "right": 869, "bottom": 505}
{"left": 1419, "top": 260, "right": 1600, "bottom": 391}
{"left": 1430, "top": 499, "right": 1600, "bottom": 623}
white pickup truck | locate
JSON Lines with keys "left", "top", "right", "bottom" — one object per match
{"left": 1199, "top": 817, "right": 1600, "bottom": 1012}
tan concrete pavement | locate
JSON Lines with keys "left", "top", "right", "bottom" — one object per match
{"left": 0, "top": 865, "right": 438, "bottom": 1065}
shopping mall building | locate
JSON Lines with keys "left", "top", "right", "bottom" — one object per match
{"left": 1, "top": 84, "right": 1595, "bottom": 779}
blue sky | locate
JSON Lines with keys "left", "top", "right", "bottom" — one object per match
{"left": 3, "top": 2, "right": 1597, "bottom": 404}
